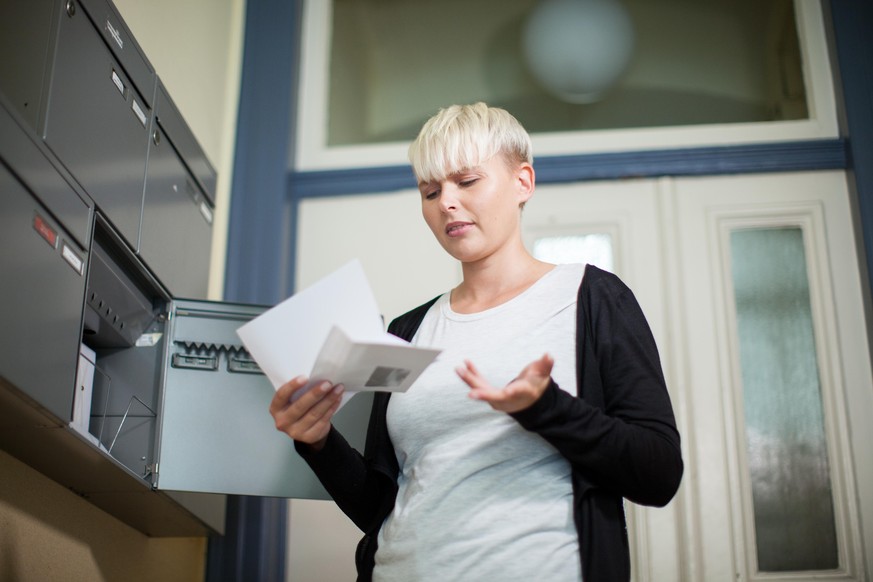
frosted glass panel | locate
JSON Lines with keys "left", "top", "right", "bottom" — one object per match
{"left": 730, "top": 227, "right": 838, "bottom": 572}
{"left": 532, "top": 234, "right": 613, "bottom": 271}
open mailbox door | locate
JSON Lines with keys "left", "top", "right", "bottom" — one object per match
{"left": 153, "top": 299, "right": 373, "bottom": 499}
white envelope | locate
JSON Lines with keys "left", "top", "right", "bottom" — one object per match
{"left": 311, "top": 326, "right": 440, "bottom": 393}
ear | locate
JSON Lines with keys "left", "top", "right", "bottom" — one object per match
{"left": 515, "top": 162, "right": 535, "bottom": 207}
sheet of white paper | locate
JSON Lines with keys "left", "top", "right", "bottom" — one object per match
{"left": 235, "top": 259, "right": 385, "bottom": 391}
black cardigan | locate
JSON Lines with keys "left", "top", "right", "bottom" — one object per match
{"left": 296, "top": 265, "right": 683, "bottom": 581}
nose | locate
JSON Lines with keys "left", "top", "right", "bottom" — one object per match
{"left": 439, "top": 184, "right": 459, "bottom": 212}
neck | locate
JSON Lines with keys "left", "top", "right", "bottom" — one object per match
{"left": 452, "top": 243, "right": 553, "bottom": 313}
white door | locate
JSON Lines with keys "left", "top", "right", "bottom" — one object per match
{"left": 525, "top": 171, "right": 873, "bottom": 581}
{"left": 671, "top": 171, "right": 872, "bottom": 581}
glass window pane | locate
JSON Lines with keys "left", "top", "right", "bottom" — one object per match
{"left": 532, "top": 233, "right": 613, "bottom": 271}
{"left": 730, "top": 227, "right": 838, "bottom": 572}
{"left": 328, "top": 0, "right": 806, "bottom": 146}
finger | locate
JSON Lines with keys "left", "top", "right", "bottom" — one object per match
{"left": 471, "top": 383, "right": 540, "bottom": 413}
{"left": 271, "top": 380, "right": 334, "bottom": 426}
{"left": 296, "top": 392, "right": 343, "bottom": 441}
{"left": 521, "top": 353, "right": 553, "bottom": 378}
{"left": 303, "top": 386, "right": 343, "bottom": 426}
{"left": 534, "top": 353, "right": 554, "bottom": 374}
{"left": 270, "top": 375, "right": 309, "bottom": 413}
{"left": 457, "top": 367, "right": 487, "bottom": 390}
{"left": 289, "top": 381, "right": 342, "bottom": 418}
{"left": 468, "top": 386, "right": 507, "bottom": 402}
{"left": 275, "top": 375, "right": 308, "bottom": 400}
{"left": 276, "top": 384, "right": 344, "bottom": 437}
{"left": 456, "top": 360, "right": 492, "bottom": 390}
{"left": 464, "top": 359, "right": 482, "bottom": 376}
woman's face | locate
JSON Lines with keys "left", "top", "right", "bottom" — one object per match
{"left": 418, "top": 154, "right": 534, "bottom": 265}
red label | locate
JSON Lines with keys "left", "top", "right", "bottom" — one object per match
{"left": 33, "top": 213, "right": 58, "bottom": 248}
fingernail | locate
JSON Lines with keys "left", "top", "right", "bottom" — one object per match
{"left": 333, "top": 384, "right": 345, "bottom": 395}
{"left": 319, "top": 381, "right": 332, "bottom": 392}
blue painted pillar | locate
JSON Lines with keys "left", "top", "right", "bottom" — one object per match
{"left": 210, "top": 0, "right": 303, "bottom": 580}
{"left": 826, "top": 0, "right": 873, "bottom": 310}
{"left": 224, "top": 0, "right": 301, "bottom": 305}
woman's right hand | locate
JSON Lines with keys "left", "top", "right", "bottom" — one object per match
{"left": 269, "top": 375, "right": 345, "bottom": 451}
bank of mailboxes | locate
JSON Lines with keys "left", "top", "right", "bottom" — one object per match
{"left": 0, "top": 0, "right": 369, "bottom": 536}
{"left": 1, "top": 0, "right": 214, "bottom": 298}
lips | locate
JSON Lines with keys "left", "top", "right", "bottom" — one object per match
{"left": 445, "top": 221, "right": 473, "bottom": 237}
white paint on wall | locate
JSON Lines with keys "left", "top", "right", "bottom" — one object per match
{"left": 287, "top": 499, "right": 359, "bottom": 582}
{"left": 296, "top": 189, "right": 460, "bottom": 322}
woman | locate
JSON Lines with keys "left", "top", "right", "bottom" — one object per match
{"left": 270, "top": 103, "right": 683, "bottom": 581}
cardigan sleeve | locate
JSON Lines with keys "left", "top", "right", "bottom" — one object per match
{"left": 294, "top": 416, "right": 397, "bottom": 533}
{"left": 511, "top": 267, "right": 683, "bottom": 507}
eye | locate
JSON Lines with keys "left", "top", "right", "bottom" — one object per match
{"left": 459, "top": 177, "right": 478, "bottom": 188}
{"left": 424, "top": 189, "right": 439, "bottom": 200}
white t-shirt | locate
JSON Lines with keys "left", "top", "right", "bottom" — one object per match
{"left": 373, "top": 263, "right": 586, "bottom": 582}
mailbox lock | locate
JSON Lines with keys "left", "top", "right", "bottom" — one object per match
{"left": 152, "top": 129, "right": 161, "bottom": 146}
{"left": 65, "top": 0, "right": 76, "bottom": 17}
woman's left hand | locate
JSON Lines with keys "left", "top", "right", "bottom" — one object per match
{"left": 456, "top": 353, "right": 554, "bottom": 413}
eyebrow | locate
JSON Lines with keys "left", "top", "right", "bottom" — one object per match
{"left": 418, "top": 165, "right": 486, "bottom": 188}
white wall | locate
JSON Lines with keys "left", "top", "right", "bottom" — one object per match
{"left": 296, "top": 189, "right": 459, "bottom": 319}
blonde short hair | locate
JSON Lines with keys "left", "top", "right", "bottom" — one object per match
{"left": 408, "top": 102, "right": 533, "bottom": 184}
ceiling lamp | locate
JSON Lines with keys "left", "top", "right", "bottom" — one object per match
{"left": 522, "top": 0, "right": 635, "bottom": 104}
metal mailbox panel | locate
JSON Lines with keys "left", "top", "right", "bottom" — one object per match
{"left": 77, "top": 0, "right": 154, "bottom": 108}
{"left": 0, "top": 94, "right": 93, "bottom": 251}
{"left": 156, "top": 300, "right": 372, "bottom": 498}
{"left": 43, "top": 1, "right": 154, "bottom": 251}
{"left": 153, "top": 81, "right": 216, "bottom": 203}
{"left": 0, "top": 160, "right": 88, "bottom": 422}
{"left": 0, "top": 0, "right": 56, "bottom": 131}
{"left": 139, "top": 123, "right": 212, "bottom": 299}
